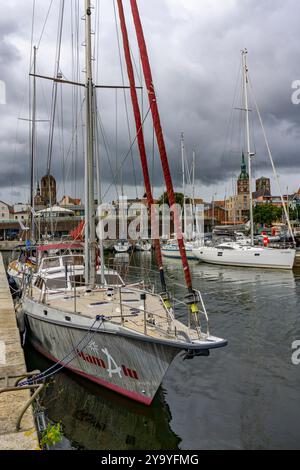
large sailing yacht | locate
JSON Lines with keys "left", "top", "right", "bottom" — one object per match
{"left": 20, "top": 0, "right": 227, "bottom": 405}
{"left": 193, "top": 49, "right": 296, "bottom": 270}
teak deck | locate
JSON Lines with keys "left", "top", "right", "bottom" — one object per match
{"left": 33, "top": 285, "right": 200, "bottom": 343}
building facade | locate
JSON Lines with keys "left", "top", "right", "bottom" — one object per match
{"left": 0, "top": 201, "right": 13, "bottom": 220}
{"left": 256, "top": 177, "right": 271, "bottom": 195}
{"left": 40, "top": 174, "right": 57, "bottom": 206}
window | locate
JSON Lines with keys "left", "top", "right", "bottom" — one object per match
{"left": 69, "top": 275, "right": 85, "bottom": 287}
{"left": 34, "top": 276, "right": 44, "bottom": 290}
{"left": 63, "top": 255, "right": 84, "bottom": 267}
{"left": 102, "top": 274, "right": 123, "bottom": 286}
{"left": 46, "top": 278, "right": 67, "bottom": 290}
{"left": 41, "top": 258, "right": 60, "bottom": 269}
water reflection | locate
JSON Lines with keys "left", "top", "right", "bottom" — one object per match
{"left": 25, "top": 346, "right": 180, "bottom": 450}
{"left": 7, "top": 250, "right": 300, "bottom": 449}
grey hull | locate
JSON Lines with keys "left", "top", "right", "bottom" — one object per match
{"left": 24, "top": 309, "right": 182, "bottom": 405}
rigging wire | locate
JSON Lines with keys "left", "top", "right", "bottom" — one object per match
{"left": 58, "top": 83, "right": 66, "bottom": 197}
{"left": 102, "top": 105, "right": 152, "bottom": 201}
{"left": 36, "top": 0, "right": 54, "bottom": 50}
{"left": 113, "top": 0, "right": 138, "bottom": 199}
{"left": 248, "top": 75, "right": 295, "bottom": 243}
{"left": 58, "top": 98, "right": 85, "bottom": 194}
{"left": 219, "top": 56, "right": 243, "bottom": 192}
{"left": 96, "top": 109, "right": 120, "bottom": 201}
{"left": 19, "top": 317, "right": 104, "bottom": 386}
{"left": 46, "top": 0, "right": 65, "bottom": 177}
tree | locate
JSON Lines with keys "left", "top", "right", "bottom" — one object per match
{"left": 288, "top": 207, "right": 299, "bottom": 222}
{"left": 253, "top": 204, "right": 283, "bottom": 226}
{"left": 157, "top": 192, "right": 186, "bottom": 207}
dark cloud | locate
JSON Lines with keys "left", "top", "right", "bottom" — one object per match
{"left": 0, "top": 0, "right": 300, "bottom": 206}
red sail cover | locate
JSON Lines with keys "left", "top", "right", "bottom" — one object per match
{"left": 116, "top": 0, "right": 165, "bottom": 278}
{"left": 130, "top": 0, "right": 193, "bottom": 291}
{"left": 69, "top": 220, "right": 85, "bottom": 241}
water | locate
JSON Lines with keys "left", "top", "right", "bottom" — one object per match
{"left": 7, "top": 251, "right": 300, "bottom": 449}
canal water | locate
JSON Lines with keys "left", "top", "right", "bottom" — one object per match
{"left": 6, "top": 251, "right": 300, "bottom": 449}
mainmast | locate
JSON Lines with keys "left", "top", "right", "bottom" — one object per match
{"left": 116, "top": 0, "right": 167, "bottom": 292}
{"left": 30, "top": 46, "right": 37, "bottom": 242}
{"left": 130, "top": 0, "right": 194, "bottom": 294}
{"left": 84, "top": 0, "right": 96, "bottom": 288}
{"left": 242, "top": 49, "right": 254, "bottom": 246}
{"left": 181, "top": 133, "right": 187, "bottom": 238}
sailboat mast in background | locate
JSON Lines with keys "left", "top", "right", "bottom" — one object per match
{"left": 84, "top": 0, "right": 96, "bottom": 288}
{"left": 30, "top": 45, "right": 37, "bottom": 242}
{"left": 242, "top": 48, "right": 255, "bottom": 246}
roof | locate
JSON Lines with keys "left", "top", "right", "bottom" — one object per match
{"left": 0, "top": 201, "right": 13, "bottom": 212}
{"left": 36, "top": 206, "right": 75, "bottom": 215}
{"left": 60, "top": 196, "right": 82, "bottom": 206}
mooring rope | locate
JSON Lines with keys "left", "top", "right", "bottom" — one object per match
{"left": 19, "top": 315, "right": 105, "bottom": 387}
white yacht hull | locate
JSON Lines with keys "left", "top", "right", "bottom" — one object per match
{"left": 135, "top": 243, "right": 152, "bottom": 252}
{"left": 114, "top": 244, "right": 131, "bottom": 253}
{"left": 161, "top": 243, "right": 197, "bottom": 261}
{"left": 193, "top": 246, "right": 296, "bottom": 270}
{"left": 22, "top": 297, "right": 225, "bottom": 405}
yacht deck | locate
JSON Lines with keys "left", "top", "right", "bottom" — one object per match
{"left": 31, "top": 286, "right": 201, "bottom": 343}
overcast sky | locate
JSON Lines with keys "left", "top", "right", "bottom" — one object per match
{"left": 0, "top": 0, "right": 300, "bottom": 205}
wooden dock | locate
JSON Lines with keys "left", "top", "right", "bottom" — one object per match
{"left": 0, "top": 241, "right": 20, "bottom": 252}
{"left": 0, "top": 253, "right": 39, "bottom": 450}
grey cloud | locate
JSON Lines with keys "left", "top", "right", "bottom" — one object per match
{"left": 0, "top": 0, "right": 300, "bottom": 205}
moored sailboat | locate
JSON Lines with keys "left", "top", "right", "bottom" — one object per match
{"left": 193, "top": 49, "right": 296, "bottom": 270}
{"left": 20, "top": 0, "right": 227, "bottom": 405}
{"left": 161, "top": 134, "right": 200, "bottom": 261}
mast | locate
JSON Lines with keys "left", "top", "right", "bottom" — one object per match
{"left": 84, "top": 0, "right": 96, "bottom": 288}
{"left": 192, "top": 151, "right": 195, "bottom": 205}
{"left": 192, "top": 150, "right": 196, "bottom": 238}
{"left": 30, "top": 46, "right": 37, "bottom": 242}
{"left": 242, "top": 49, "right": 254, "bottom": 246}
{"left": 116, "top": 0, "right": 167, "bottom": 291}
{"left": 94, "top": 93, "right": 105, "bottom": 286}
{"left": 130, "top": 0, "right": 193, "bottom": 293}
{"left": 181, "top": 133, "right": 186, "bottom": 237}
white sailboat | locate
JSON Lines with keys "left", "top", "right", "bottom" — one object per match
{"left": 114, "top": 239, "right": 132, "bottom": 253}
{"left": 161, "top": 239, "right": 196, "bottom": 260}
{"left": 193, "top": 49, "right": 296, "bottom": 270}
{"left": 20, "top": 0, "right": 226, "bottom": 405}
{"left": 161, "top": 133, "right": 198, "bottom": 261}
{"left": 135, "top": 240, "right": 152, "bottom": 252}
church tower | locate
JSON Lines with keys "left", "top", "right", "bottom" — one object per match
{"left": 237, "top": 153, "right": 249, "bottom": 195}
{"left": 34, "top": 182, "right": 44, "bottom": 206}
{"left": 40, "top": 174, "right": 57, "bottom": 206}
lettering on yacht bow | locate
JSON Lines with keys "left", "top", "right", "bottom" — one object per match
{"left": 76, "top": 348, "right": 139, "bottom": 380}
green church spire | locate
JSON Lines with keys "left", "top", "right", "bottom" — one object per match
{"left": 239, "top": 152, "right": 249, "bottom": 180}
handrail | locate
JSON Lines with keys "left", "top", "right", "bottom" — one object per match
{"left": 0, "top": 371, "right": 45, "bottom": 431}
